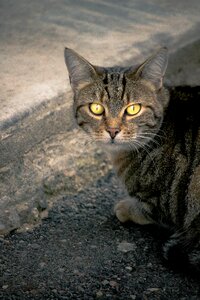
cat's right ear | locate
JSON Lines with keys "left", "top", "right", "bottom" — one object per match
{"left": 64, "top": 48, "right": 97, "bottom": 92}
{"left": 128, "top": 47, "right": 168, "bottom": 90}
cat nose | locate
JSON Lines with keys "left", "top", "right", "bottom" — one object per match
{"left": 107, "top": 127, "right": 120, "bottom": 139}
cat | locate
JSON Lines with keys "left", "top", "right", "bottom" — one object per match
{"left": 64, "top": 47, "right": 200, "bottom": 272}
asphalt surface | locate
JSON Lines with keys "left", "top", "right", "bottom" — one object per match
{"left": 0, "top": 170, "right": 200, "bottom": 299}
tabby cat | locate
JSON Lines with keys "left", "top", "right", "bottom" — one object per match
{"left": 64, "top": 47, "right": 200, "bottom": 272}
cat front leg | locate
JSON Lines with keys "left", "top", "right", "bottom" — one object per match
{"left": 114, "top": 197, "right": 155, "bottom": 225}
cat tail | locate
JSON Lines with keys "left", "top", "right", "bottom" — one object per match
{"left": 163, "top": 214, "right": 200, "bottom": 276}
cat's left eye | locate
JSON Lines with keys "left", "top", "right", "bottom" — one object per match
{"left": 89, "top": 103, "right": 105, "bottom": 115}
{"left": 125, "top": 104, "right": 141, "bottom": 116}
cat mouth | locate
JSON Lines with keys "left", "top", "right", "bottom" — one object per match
{"left": 95, "top": 134, "right": 132, "bottom": 147}
{"left": 105, "top": 138, "right": 120, "bottom": 145}
{"left": 98, "top": 138, "right": 128, "bottom": 147}
{"left": 96, "top": 138, "right": 119, "bottom": 146}
{"left": 110, "top": 139, "right": 116, "bottom": 144}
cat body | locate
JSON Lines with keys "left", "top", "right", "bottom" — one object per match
{"left": 64, "top": 48, "right": 200, "bottom": 270}
{"left": 114, "top": 89, "right": 200, "bottom": 226}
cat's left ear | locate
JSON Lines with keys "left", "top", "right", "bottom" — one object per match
{"left": 135, "top": 47, "right": 168, "bottom": 90}
{"left": 64, "top": 48, "right": 98, "bottom": 92}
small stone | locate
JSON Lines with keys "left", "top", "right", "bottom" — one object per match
{"left": 100, "top": 163, "right": 106, "bottom": 168}
{"left": 117, "top": 241, "right": 136, "bottom": 253}
{"left": 77, "top": 286, "right": 84, "bottom": 293}
{"left": 96, "top": 290, "right": 103, "bottom": 298}
{"left": 31, "top": 207, "right": 40, "bottom": 220}
{"left": 69, "top": 139, "right": 77, "bottom": 145}
{"left": 66, "top": 170, "right": 76, "bottom": 177}
{"left": 96, "top": 149, "right": 102, "bottom": 155}
{"left": 19, "top": 240, "right": 25, "bottom": 244}
{"left": 40, "top": 210, "right": 49, "bottom": 219}
{"left": 147, "top": 288, "right": 160, "bottom": 292}
{"left": 130, "top": 295, "right": 136, "bottom": 300}
{"left": 3, "top": 240, "right": 10, "bottom": 245}
{"left": 90, "top": 245, "right": 97, "bottom": 249}
{"left": 102, "top": 280, "right": 109, "bottom": 286}
{"left": 31, "top": 243, "right": 40, "bottom": 250}
{"left": 73, "top": 269, "right": 84, "bottom": 276}
{"left": 125, "top": 266, "right": 133, "bottom": 271}
{"left": 39, "top": 262, "right": 46, "bottom": 268}
{"left": 109, "top": 280, "right": 119, "bottom": 290}
{"left": 2, "top": 285, "right": 8, "bottom": 290}
{"left": 58, "top": 268, "right": 65, "bottom": 273}
{"left": 84, "top": 203, "right": 93, "bottom": 208}
{"left": 60, "top": 239, "right": 67, "bottom": 243}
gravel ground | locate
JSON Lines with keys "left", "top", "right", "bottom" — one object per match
{"left": 0, "top": 170, "right": 200, "bottom": 300}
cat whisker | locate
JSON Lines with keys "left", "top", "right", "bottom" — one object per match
{"left": 138, "top": 131, "right": 165, "bottom": 140}
{"left": 131, "top": 139, "right": 158, "bottom": 171}
{"left": 137, "top": 130, "right": 166, "bottom": 147}
{"left": 137, "top": 134, "right": 161, "bottom": 148}
{"left": 127, "top": 141, "right": 140, "bottom": 155}
{"left": 138, "top": 132, "right": 165, "bottom": 140}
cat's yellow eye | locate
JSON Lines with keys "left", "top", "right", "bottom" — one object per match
{"left": 89, "top": 103, "right": 105, "bottom": 115}
{"left": 125, "top": 104, "right": 141, "bottom": 116}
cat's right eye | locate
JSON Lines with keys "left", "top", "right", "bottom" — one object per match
{"left": 125, "top": 104, "right": 141, "bottom": 116}
{"left": 89, "top": 103, "right": 105, "bottom": 116}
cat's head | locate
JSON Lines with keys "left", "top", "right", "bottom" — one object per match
{"left": 64, "top": 47, "right": 169, "bottom": 151}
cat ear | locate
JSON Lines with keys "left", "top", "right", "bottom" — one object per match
{"left": 64, "top": 48, "right": 97, "bottom": 91}
{"left": 135, "top": 47, "right": 168, "bottom": 90}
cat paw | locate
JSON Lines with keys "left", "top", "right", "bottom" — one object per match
{"left": 114, "top": 198, "right": 153, "bottom": 225}
{"left": 114, "top": 200, "right": 131, "bottom": 223}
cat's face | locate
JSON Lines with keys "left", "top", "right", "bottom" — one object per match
{"left": 64, "top": 48, "right": 169, "bottom": 151}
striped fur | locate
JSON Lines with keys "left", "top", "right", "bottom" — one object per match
{"left": 65, "top": 48, "right": 200, "bottom": 272}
